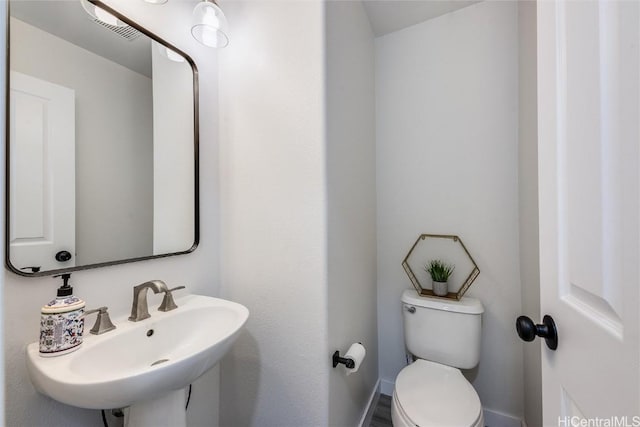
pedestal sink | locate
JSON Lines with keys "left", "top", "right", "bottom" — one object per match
{"left": 26, "top": 294, "right": 249, "bottom": 427}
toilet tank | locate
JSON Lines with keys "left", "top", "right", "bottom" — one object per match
{"left": 401, "top": 289, "right": 484, "bottom": 370}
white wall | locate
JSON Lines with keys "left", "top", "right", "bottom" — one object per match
{"left": 375, "top": 1, "right": 524, "bottom": 419}
{"left": 325, "top": 1, "right": 378, "bottom": 426}
{"left": 218, "top": 1, "right": 330, "bottom": 425}
{"left": 3, "top": 0, "right": 222, "bottom": 425}
{"left": 518, "top": 2, "right": 542, "bottom": 427}
{"left": 9, "top": 17, "right": 154, "bottom": 266}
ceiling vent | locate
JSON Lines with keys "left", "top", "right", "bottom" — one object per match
{"left": 91, "top": 19, "right": 141, "bottom": 41}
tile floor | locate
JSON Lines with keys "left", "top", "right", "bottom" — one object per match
{"left": 369, "top": 394, "right": 392, "bottom": 427}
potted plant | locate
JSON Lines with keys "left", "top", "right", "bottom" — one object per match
{"left": 424, "top": 259, "right": 455, "bottom": 297}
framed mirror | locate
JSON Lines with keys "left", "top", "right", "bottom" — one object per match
{"left": 6, "top": 0, "right": 199, "bottom": 276}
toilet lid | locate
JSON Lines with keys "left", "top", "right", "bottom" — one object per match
{"left": 395, "top": 359, "right": 482, "bottom": 427}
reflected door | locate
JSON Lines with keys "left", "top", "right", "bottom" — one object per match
{"left": 538, "top": 0, "right": 639, "bottom": 423}
{"left": 9, "top": 71, "right": 76, "bottom": 272}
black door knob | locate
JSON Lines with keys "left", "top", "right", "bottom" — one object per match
{"left": 55, "top": 250, "right": 72, "bottom": 262}
{"left": 516, "top": 314, "right": 558, "bottom": 350}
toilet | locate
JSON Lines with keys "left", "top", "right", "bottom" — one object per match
{"left": 391, "top": 289, "right": 485, "bottom": 427}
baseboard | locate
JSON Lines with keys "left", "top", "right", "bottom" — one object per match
{"left": 483, "top": 408, "right": 523, "bottom": 427}
{"left": 358, "top": 378, "right": 381, "bottom": 427}
{"left": 379, "top": 378, "right": 394, "bottom": 396}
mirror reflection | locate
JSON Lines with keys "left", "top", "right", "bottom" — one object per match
{"left": 7, "top": 0, "right": 198, "bottom": 276}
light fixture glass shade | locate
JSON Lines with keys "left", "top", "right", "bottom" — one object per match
{"left": 144, "top": 0, "right": 168, "bottom": 4}
{"left": 191, "top": 0, "right": 229, "bottom": 48}
{"left": 80, "top": 0, "right": 127, "bottom": 27}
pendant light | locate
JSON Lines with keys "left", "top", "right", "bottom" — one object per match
{"left": 191, "top": 0, "right": 229, "bottom": 48}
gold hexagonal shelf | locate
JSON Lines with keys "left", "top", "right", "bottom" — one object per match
{"left": 402, "top": 234, "right": 480, "bottom": 300}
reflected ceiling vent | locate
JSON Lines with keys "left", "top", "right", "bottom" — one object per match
{"left": 91, "top": 19, "right": 141, "bottom": 41}
{"left": 80, "top": 0, "right": 141, "bottom": 41}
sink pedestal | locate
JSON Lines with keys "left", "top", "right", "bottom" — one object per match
{"left": 125, "top": 389, "right": 186, "bottom": 427}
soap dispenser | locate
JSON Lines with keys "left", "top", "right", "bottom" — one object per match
{"left": 39, "top": 273, "right": 86, "bottom": 357}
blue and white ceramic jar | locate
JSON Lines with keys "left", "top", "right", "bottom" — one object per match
{"left": 39, "top": 295, "right": 85, "bottom": 357}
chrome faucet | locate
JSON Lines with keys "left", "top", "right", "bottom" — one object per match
{"left": 128, "top": 280, "right": 169, "bottom": 322}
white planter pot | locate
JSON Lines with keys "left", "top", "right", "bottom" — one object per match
{"left": 432, "top": 280, "right": 448, "bottom": 296}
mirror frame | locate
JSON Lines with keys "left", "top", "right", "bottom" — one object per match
{"left": 4, "top": 0, "right": 200, "bottom": 277}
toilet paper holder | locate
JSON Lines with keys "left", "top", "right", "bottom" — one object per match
{"left": 332, "top": 350, "right": 355, "bottom": 369}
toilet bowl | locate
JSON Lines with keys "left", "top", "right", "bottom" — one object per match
{"left": 390, "top": 359, "right": 483, "bottom": 427}
{"left": 392, "top": 290, "right": 485, "bottom": 427}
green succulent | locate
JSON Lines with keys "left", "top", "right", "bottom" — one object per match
{"left": 424, "top": 259, "right": 455, "bottom": 282}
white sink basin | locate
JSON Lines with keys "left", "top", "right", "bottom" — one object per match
{"left": 26, "top": 294, "right": 249, "bottom": 413}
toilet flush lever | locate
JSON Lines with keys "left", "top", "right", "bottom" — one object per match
{"left": 405, "top": 305, "right": 416, "bottom": 314}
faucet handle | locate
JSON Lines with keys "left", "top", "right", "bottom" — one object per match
{"left": 158, "top": 286, "right": 186, "bottom": 312}
{"left": 83, "top": 307, "right": 116, "bottom": 335}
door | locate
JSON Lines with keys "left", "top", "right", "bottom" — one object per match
{"left": 9, "top": 71, "right": 76, "bottom": 272}
{"left": 537, "top": 0, "right": 639, "bottom": 424}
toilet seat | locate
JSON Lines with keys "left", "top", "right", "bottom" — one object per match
{"left": 392, "top": 359, "right": 483, "bottom": 427}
